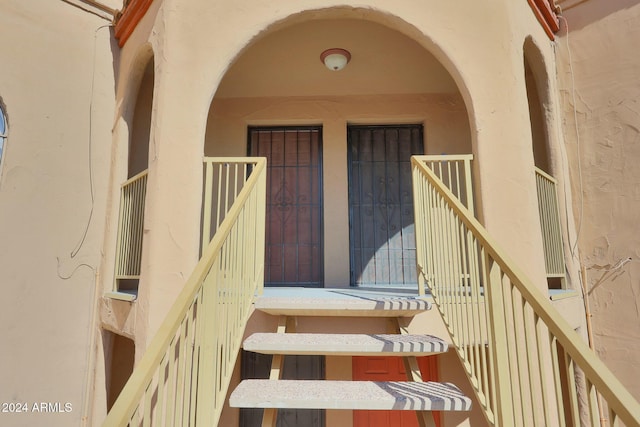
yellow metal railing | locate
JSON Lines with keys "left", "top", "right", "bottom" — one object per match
{"left": 103, "top": 158, "right": 266, "bottom": 427}
{"left": 412, "top": 157, "right": 640, "bottom": 427}
{"left": 202, "top": 157, "right": 261, "bottom": 250}
{"left": 114, "top": 169, "right": 148, "bottom": 289}
{"left": 420, "top": 154, "right": 475, "bottom": 215}
{"left": 535, "top": 167, "right": 566, "bottom": 281}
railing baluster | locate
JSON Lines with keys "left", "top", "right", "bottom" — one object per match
{"left": 463, "top": 157, "right": 474, "bottom": 216}
{"left": 445, "top": 203, "right": 460, "bottom": 352}
{"left": 142, "top": 380, "right": 153, "bottom": 427}
{"left": 486, "top": 257, "right": 515, "bottom": 426}
{"left": 202, "top": 160, "right": 214, "bottom": 250}
{"left": 189, "top": 290, "right": 202, "bottom": 426}
{"left": 412, "top": 166, "right": 426, "bottom": 296}
{"left": 609, "top": 405, "right": 617, "bottom": 427}
{"left": 534, "top": 315, "right": 554, "bottom": 426}
{"left": 587, "top": 379, "right": 601, "bottom": 426}
{"left": 215, "top": 163, "right": 223, "bottom": 232}
{"left": 164, "top": 322, "right": 184, "bottom": 425}
{"left": 459, "top": 218, "right": 475, "bottom": 383}
{"left": 523, "top": 303, "right": 543, "bottom": 426}
{"left": 472, "top": 234, "right": 491, "bottom": 417}
{"left": 509, "top": 285, "right": 529, "bottom": 425}
{"left": 132, "top": 406, "right": 140, "bottom": 427}
{"left": 504, "top": 278, "right": 523, "bottom": 425}
{"left": 549, "top": 334, "right": 567, "bottom": 427}
{"left": 564, "top": 350, "right": 582, "bottom": 425}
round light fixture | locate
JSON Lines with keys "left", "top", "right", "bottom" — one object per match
{"left": 320, "top": 48, "right": 351, "bottom": 71}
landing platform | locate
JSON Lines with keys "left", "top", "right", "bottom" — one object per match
{"left": 255, "top": 287, "right": 432, "bottom": 317}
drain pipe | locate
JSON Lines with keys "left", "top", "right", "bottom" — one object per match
{"left": 81, "top": 269, "right": 101, "bottom": 427}
{"left": 581, "top": 266, "right": 607, "bottom": 427}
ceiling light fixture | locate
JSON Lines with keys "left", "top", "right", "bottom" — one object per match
{"left": 320, "top": 48, "right": 351, "bottom": 71}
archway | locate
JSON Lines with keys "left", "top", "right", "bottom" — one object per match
{"left": 202, "top": 9, "right": 473, "bottom": 427}
{"left": 524, "top": 36, "right": 566, "bottom": 289}
{"left": 204, "top": 12, "right": 472, "bottom": 289}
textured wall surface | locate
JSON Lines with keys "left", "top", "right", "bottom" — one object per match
{"left": 0, "top": 2, "right": 117, "bottom": 426}
{"left": 556, "top": 0, "right": 640, "bottom": 400}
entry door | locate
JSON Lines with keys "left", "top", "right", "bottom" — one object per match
{"left": 249, "top": 127, "right": 323, "bottom": 287}
{"left": 347, "top": 125, "right": 423, "bottom": 287}
{"left": 352, "top": 356, "right": 440, "bottom": 427}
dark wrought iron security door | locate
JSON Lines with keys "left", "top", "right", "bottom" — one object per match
{"left": 249, "top": 127, "right": 323, "bottom": 287}
{"left": 348, "top": 125, "right": 423, "bottom": 287}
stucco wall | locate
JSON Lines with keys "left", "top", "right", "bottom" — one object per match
{"left": 556, "top": 0, "right": 640, "bottom": 400}
{"left": 0, "top": 1, "right": 117, "bottom": 426}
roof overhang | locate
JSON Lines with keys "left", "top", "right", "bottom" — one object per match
{"left": 528, "top": 0, "right": 561, "bottom": 40}
{"left": 113, "top": 0, "right": 560, "bottom": 47}
{"left": 114, "top": 0, "right": 154, "bottom": 47}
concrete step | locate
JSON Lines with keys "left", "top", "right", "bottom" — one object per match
{"left": 243, "top": 333, "right": 448, "bottom": 356}
{"left": 254, "top": 293, "right": 431, "bottom": 317}
{"left": 230, "top": 379, "right": 472, "bottom": 412}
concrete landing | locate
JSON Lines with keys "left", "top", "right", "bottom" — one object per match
{"left": 255, "top": 288, "right": 431, "bottom": 317}
{"left": 230, "top": 380, "right": 472, "bottom": 411}
{"left": 243, "top": 333, "right": 448, "bottom": 356}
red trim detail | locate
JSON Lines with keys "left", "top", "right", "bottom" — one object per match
{"left": 114, "top": 0, "right": 154, "bottom": 47}
{"left": 528, "top": 0, "right": 560, "bottom": 40}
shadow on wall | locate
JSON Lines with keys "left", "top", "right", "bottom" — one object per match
{"left": 352, "top": 221, "right": 418, "bottom": 287}
{"left": 558, "top": 0, "right": 640, "bottom": 31}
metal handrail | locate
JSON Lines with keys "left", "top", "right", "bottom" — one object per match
{"left": 201, "top": 157, "right": 262, "bottom": 250}
{"left": 412, "top": 157, "right": 640, "bottom": 426}
{"left": 103, "top": 158, "right": 266, "bottom": 426}
{"left": 419, "top": 154, "right": 475, "bottom": 215}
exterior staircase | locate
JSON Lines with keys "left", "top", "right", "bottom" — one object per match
{"left": 229, "top": 291, "right": 472, "bottom": 426}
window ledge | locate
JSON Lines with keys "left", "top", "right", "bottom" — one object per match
{"left": 105, "top": 290, "right": 137, "bottom": 302}
{"left": 549, "top": 289, "right": 579, "bottom": 301}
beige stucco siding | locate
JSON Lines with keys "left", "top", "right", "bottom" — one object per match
{"left": 556, "top": 1, "right": 640, "bottom": 401}
{"left": 0, "top": 1, "right": 117, "bottom": 425}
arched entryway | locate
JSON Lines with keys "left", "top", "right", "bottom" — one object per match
{"left": 204, "top": 11, "right": 473, "bottom": 291}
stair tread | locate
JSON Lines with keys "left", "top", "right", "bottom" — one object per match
{"left": 243, "top": 333, "right": 448, "bottom": 355}
{"left": 254, "top": 294, "right": 431, "bottom": 317}
{"left": 230, "top": 380, "right": 472, "bottom": 411}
